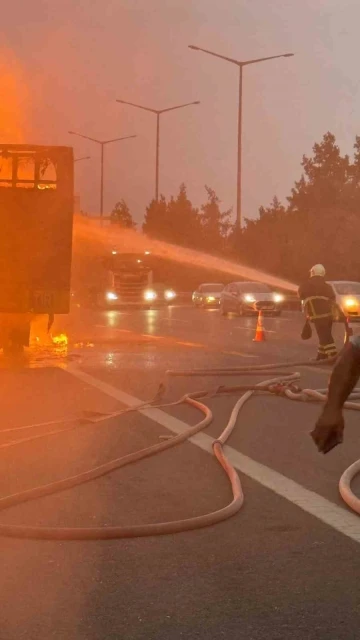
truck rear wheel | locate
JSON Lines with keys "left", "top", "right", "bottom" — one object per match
{"left": 1, "top": 320, "right": 30, "bottom": 355}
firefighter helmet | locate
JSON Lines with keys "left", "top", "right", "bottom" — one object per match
{"left": 310, "top": 264, "right": 326, "bottom": 278}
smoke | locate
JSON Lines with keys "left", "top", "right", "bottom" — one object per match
{"left": 0, "top": 47, "right": 29, "bottom": 143}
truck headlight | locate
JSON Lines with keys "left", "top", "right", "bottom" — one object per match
{"left": 106, "top": 291, "right": 118, "bottom": 301}
{"left": 165, "top": 289, "right": 176, "bottom": 300}
{"left": 273, "top": 294, "right": 284, "bottom": 303}
{"left": 144, "top": 289, "right": 157, "bottom": 301}
{"left": 207, "top": 296, "right": 215, "bottom": 302}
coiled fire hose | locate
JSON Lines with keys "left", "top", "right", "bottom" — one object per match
{"left": 0, "top": 356, "right": 359, "bottom": 540}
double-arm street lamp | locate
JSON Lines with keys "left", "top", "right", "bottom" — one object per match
{"left": 188, "top": 45, "right": 294, "bottom": 230}
{"left": 116, "top": 99, "right": 200, "bottom": 200}
{"left": 68, "top": 131, "right": 137, "bottom": 217}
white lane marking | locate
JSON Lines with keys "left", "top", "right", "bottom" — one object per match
{"left": 222, "top": 350, "right": 259, "bottom": 359}
{"left": 160, "top": 318, "right": 190, "bottom": 324}
{"left": 66, "top": 367, "right": 360, "bottom": 544}
{"left": 176, "top": 341, "right": 203, "bottom": 348}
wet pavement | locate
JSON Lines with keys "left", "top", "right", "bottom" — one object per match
{"left": 1, "top": 304, "right": 360, "bottom": 640}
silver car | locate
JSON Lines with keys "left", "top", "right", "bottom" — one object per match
{"left": 328, "top": 281, "right": 360, "bottom": 321}
{"left": 192, "top": 283, "right": 224, "bottom": 307}
{"left": 220, "top": 281, "right": 284, "bottom": 316}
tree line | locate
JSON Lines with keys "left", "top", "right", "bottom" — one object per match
{"left": 110, "top": 183, "right": 232, "bottom": 255}
{"left": 111, "top": 131, "right": 360, "bottom": 284}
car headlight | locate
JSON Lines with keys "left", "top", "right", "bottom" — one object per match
{"left": 244, "top": 294, "right": 255, "bottom": 303}
{"left": 273, "top": 293, "right": 284, "bottom": 303}
{"left": 144, "top": 289, "right": 157, "bottom": 301}
{"left": 106, "top": 291, "right": 118, "bottom": 301}
{"left": 344, "top": 297, "right": 357, "bottom": 308}
{"left": 207, "top": 296, "right": 216, "bottom": 302}
{"left": 165, "top": 289, "right": 176, "bottom": 300}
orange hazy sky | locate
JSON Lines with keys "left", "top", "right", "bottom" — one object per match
{"left": 3, "top": 0, "right": 360, "bottom": 222}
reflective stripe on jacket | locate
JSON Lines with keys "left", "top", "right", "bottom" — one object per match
{"left": 298, "top": 276, "right": 335, "bottom": 321}
{"left": 303, "top": 296, "right": 333, "bottom": 320}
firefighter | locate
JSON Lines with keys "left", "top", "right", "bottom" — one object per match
{"left": 311, "top": 337, "right": 360, "bottom": 453}
{"left": 298, "top": 264, "right": 337, "bottom": 361}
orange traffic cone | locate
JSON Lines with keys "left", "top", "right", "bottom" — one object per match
{"left": 253, "top": 310, "right": 266, "bottom": 342}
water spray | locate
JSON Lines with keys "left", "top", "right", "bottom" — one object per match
{"left": 73, "top": 215, "right": 298, "bottom": 293}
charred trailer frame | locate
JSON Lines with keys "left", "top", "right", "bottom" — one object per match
{"left": 0, "top": 144, "right": 74, "bottom": 352}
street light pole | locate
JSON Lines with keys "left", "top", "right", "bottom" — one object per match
{"left": 68, "top": 131, "right": 137, "bottom": 218}
{"left": 188, "top": 45, "right": 294, "bottom": 230}
{"left": 100, "top": 142, "right": 104, "bottom": 216}
{"left": 156, "top": 113, "right": 160, "bottom": 201}
{"left": 116, "top": 99, "right": 200, "bottom": 200}
{"left": 237, "top": 65, "right": 243, "bottom": 233}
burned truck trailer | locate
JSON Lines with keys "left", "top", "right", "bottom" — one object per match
{"left": 0, "top": 144, "right": 74, "bottom": 352}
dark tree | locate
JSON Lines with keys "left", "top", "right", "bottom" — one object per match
{"left": 199, "top": 186, "right": 233, "bottom": 253}
{"left": 110, "top": 199, "right": 136, "bottom": 228}
{"left": 166, "top": 183, "right": 201, "bottom": 248}
{"left": 142, "top": 195, "right": 170, "bottom": 239}
{"left": 236, "top": 132, "right": 360, "bottom": 282}
{"left": 288, "top": 132, "right": 351, "bottom": 212}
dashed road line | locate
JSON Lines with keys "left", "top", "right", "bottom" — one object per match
{"left": 222, "top": 350, "right": 258, "bottom": 359}
{"left": 95, "top": 326, "right": 132, "bottom": 333}
{"left": 233, "top": 325, "right": 277, "bottom": 334}
{"left": 177, "top": 341, "right": 204, "bottom": 348}
{"left": 160, "top": 318, "right": 190, "bottom": 324}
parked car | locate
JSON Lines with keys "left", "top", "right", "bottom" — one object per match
{"left": 328, "top": 281, "right": 360, "bottom": 321}
{"left": 220, "top": 281, "right": 284, "bottom": 316}
{"left": 192, "top": 283, "right": 224, "bottom": 307}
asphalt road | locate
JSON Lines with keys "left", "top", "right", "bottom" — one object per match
{"left": 1, "top": 304, "right": 360, "bottom": 640}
